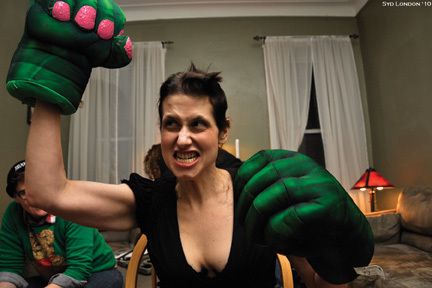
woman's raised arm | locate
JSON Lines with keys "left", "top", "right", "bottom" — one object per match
{"left": 26, "top": 101, "right": 136, "bottom": 231}
{"left": 6, "top": 0, "right": 135, "bottom": 230}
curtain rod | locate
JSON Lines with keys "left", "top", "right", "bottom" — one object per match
{"left": 253, "top": 34, "right": 359, "bottom": 42}
{"left": 161, "top": 41, "right": 174, "bottom": 48}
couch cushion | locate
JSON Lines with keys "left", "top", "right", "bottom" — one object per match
{"left": 367, "top": 213, "right": 400, "bottom": 244}
{"left": 370, "top": 243, "right": 432, "bottom": 288}
{"left": 401, "top": 230, "right": 432, "bottom": 253}
{"left": 397, "top": 186, "right": 432, "bottom": 236}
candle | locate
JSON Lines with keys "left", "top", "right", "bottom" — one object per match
{"left": 235, "top": 139, "right": 240, "bottom": 158}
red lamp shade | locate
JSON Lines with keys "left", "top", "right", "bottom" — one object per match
{"left": 352, "top": 168, "right": 394, "bottom": 212}
{"left": 351, "top": 168, "right": 394, "bottom": 190}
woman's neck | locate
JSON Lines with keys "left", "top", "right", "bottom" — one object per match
{"left": 176, "top": 167, "right": 232, "bottom": 207}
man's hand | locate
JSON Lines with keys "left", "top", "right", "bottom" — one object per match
{"left": 45, "top": 283, "right": 62, "bottom": 288}
{"left": 0, "top": 282, "right": 17, "bottom": 288}
{"left": 6, "top": 0, "right": 132, "bottom": 114}
{"left": 235, "top": 150, "right": 374, "bottom": 284}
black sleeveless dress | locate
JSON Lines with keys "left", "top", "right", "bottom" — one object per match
{"left": 122, "top": 168, "right": 276, "bottom": 288}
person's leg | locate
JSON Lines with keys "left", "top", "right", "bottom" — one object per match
{"left": 275, "top": 260, "right": 283, "bottom": 288}
{"left": 26, "top": 276, "right": 47, "bottom": 288}
{"left": 85, "top": 268, "right": 124, "bottom": 288}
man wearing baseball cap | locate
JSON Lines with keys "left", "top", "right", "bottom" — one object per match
{"left": 0, "top": 160, "right": 123, "bottom": 288}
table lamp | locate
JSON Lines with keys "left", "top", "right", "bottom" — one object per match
{"left": 351, "top": 168, "right": 394, "bottom": 212}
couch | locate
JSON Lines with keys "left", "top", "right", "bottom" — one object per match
{"left": 351, "top": 186, "right": 432, "bottom": 288}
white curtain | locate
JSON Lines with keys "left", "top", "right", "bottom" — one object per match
{"left": 311, "top": 36, "right": 369, "bottom": 197}
{"left": 262, "top": 36, "right": 369, "bottom": 211}
{"left": 263, "top": 37, "right": 313, "bottom": 150}
{"left": 67, "top": 42, "right": 166, "bottom": 183}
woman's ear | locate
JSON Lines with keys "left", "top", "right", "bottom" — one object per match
{"left": 218, "top": 132, "right": 228, "bottom": 146}
{"left": 218, "top": 118, "right": 230, "bottom": 145}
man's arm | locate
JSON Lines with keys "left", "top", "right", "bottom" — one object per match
{"left": 0, "top": 204, "right": 28, "bottom": 288}
{"left": 54, "top": 220, "right": 111, "bottom": 282}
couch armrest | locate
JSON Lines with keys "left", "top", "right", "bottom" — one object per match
{"left": 364, "top": 209, "right": 396, "bottom": 217}
{"left": 366, "top": 210, "right": 400, "bottom": 244}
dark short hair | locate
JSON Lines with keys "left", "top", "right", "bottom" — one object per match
{"left": 6, "top": 160, "right": 25, "bottom": 198}
{"left": 144, "top": 144, "right": 162, "bottom": 180}
{"left": 158, "top": 63, "right": 230, "bottom": 132}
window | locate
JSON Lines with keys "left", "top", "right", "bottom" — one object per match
{"left": 298, "top": 74, "right": 325, "bottom": 167}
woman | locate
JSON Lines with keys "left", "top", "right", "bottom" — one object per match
{"left": 25, "top": 64, "right": 352, "bottom": 287}
{"left": 12, "top": 1, "right": 372, "bottom": 286}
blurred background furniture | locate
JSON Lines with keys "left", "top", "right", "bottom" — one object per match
{"left": 351, "top": 186, "right": 432, "bottom": 287}
{"left": 101, "top": 229, "right": 141, "bottom": 255}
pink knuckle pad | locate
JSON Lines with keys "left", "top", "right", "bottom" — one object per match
{"left": 124, "top": 37, "right": 133, "bottom": 59}
{"left": 74, "top": 5, "right": 96, "bottom": 30}
{"left": 97, "top": 20, "right": 115, "bottom": 40}
{"left": 52, "top": 1, "right": 71, "bottom": 21}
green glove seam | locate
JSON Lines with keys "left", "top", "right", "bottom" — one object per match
{"left": 6, "top": 80, "right": 76, "bottom": 115}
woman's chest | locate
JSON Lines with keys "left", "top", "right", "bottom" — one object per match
{"left": 146, "top": 194, "right": 237, "bottom": 278}
{"left": 177, "top": 202, "right": 234, "bottom": 276}
{"left": 145, "top": 196, "right": 275, "bottom": 286}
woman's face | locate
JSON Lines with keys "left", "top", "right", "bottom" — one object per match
{"left": 160, "top": 94, "right": 227, "bottom": 180}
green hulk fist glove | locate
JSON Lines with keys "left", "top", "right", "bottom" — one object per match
{"left": 6, "top": 0, "right": 132, "bottom": 115}
{"left": 235, "top": 149, "right": 374, "bottom": 284}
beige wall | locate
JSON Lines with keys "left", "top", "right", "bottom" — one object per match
{"left": 0, "top": 0, "right": 70, "bottom": 217}
{"left": 357, "top": 1, "right": 432, "bottom": 208}
{"left": 0, "top": 0, "right": 28, "bottom": 217}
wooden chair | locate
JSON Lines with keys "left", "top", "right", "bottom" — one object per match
{"left": 125, "top": 234, "right": 294, "bottom": 288}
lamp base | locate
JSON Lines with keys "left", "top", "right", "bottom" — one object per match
{"left": 369, "top": 188, "right": 377, "bottom": 212}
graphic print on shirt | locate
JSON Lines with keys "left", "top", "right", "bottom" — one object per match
{"left": 29, "top": 229, "right": 65, "bottom": 267}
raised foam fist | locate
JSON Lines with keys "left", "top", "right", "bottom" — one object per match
{"left": 6, "top": 0, "right": 133, "bottom": 114}
{"left": 235, "top": 149, "right": 374, "bottom": 284}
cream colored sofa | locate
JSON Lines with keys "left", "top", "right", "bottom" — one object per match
{"left": 351, "top": 186, "right": 432, "bottom": 288}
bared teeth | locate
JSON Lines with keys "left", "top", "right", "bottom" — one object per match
{"left": 175, "top": 152, "right": 198, "bottom": 162}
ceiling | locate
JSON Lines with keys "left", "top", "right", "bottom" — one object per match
{"left": 117, "top": 0, "right": 369, "bottom": 22}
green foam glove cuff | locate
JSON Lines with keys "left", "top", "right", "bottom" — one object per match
{"left": 7, "top": 80, "right": 76, "bottom": 115}
{"left": 6, "top": 37, "right": 91, "bottom": 115}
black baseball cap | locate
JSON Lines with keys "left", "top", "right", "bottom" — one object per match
{"left": 6, "top": 160, "right": 26, "bottom": 198}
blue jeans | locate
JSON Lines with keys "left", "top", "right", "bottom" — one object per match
{"left": 85, "top": 268, "right": 124, "bottom": 288}
{"left": 27, "top": 268, "right": 123, "bottom": 288}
